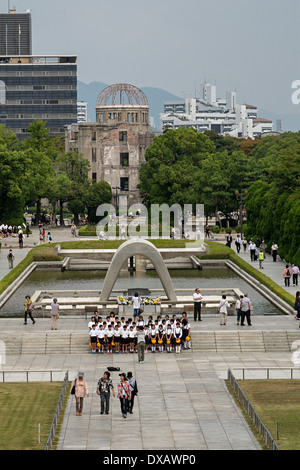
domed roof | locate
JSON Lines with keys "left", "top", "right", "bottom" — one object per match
{"left": 96, "top": 83, "right": 148, "bottom": 107}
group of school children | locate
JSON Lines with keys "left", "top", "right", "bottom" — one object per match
{"left": 88, "top": 311, "right": 191, "bottom": 355}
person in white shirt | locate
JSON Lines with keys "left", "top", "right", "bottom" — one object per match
{"left": 132, "top": 292, "right": 142, "bottom": 319}
{"left": 193, "top": 288, "right": 203, "bottom": 321}
{"left": 97, "top": 325, "right": 105, "bottom": 354}
{"left": 89, "top": 324, "right": 98, "bottom": 354}
{"left": 113, "top": 325, "right": 121, "bottom": 354}
{"left": 174, "top": 323, "right": 182, "bottom": 353}
{"left": 218, "top": 295, "right": 228, "bottom": 326}
{"left": 249, "top": 240, "right": 257, "bottom": 261}
{"left": 235, "top": 234, "right": 242, "bottom": 253}
{"left": 105, "top": 324, "right": 114, "bottom": 354}
{"left": 121, "top": 327, "right": 129, "bottom": 354}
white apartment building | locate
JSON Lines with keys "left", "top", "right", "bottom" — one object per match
{"left": 77, "top": 101, "right": 87, "bottom": 123}
{"left": 160, "top": 83, "right": 274, "bottom": 139}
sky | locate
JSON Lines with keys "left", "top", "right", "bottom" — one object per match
{"left": 3, "top": 0, "right": 300, "bottom": 117}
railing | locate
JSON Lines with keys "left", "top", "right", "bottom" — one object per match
{"left": 230, "top": 367, "right": 300, "bottom": 380}
{"left": 227, "top": 369, "right": 280, "bottom": 450}
{"left": 0, "top": 369, "right": 63, "bottom": 382}
{"left": 45, "top": 370, "right": 69, "bottom": 451}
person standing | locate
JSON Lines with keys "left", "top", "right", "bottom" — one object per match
{"left": 97, "top": 371, "right": 115, "bottom": 415}
{"left": 132, "top": 292, "right": 142, "bottom": 319}
{"left": 50, "top": 298, "right": 59, "bottom": 330}
{"left": 240, "top": 294, "right": 252, "bottom": 326}
{"left": 193, "top": 288, "right": 203, "bottom": 321}
{"left": 18, "top": 230, "right": 24, "bottom": 249}
{"left": 218, "top": 294, "right": 228, "bottom": 326}
{"left": 127, "top": 372, "right": 138, "bottom": 414}
{"left": 283, "top": 265, "right": 291, "bottom": 287}
{"left": 117, "top": 373, "right": 131, "bottom": 418}
{"left": 24, "top": 295, "right": 35, "bottom": 325}
{"left": 7, "top": 249, "right": 15, "bottom": 269}
{"left": 292, "top": 264, "right": 299, "bottom": 286}
{"left": 236, "top": 295, "right": 243, "bottom": 325}
{"left": 136, "top": 325, "right": 146, "bottom": 363}
{"left": 271, "top": 242, "right": 278, "bottom": 262}
{"left": 71, "top": 372, "right": 89, "bottom": 416}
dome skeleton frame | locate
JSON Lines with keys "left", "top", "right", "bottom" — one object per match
{"left": 96, "top": 83, "right": 148, "bottom": 107}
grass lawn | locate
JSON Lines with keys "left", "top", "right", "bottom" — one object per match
{"left": 0, "top": 382, "right": 69, "bottom": 450}
{"left": 235, "top": 380, "right": 300, "bottom": 450}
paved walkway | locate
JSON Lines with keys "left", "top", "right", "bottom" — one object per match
{"left": 1, "top": 230, "right": 299, "bottom": 450}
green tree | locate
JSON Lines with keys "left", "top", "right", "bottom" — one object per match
{"left": 85, "top": 181, "right": 112, "bottom": 224}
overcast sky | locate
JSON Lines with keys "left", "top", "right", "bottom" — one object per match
{"left": 4, "top": 0, "right": 300, "bottom": 116}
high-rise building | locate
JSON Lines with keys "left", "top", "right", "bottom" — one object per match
{"left": 0, "top": 8, "right": 77, "bottom": 139}
{"left": 0, "top": 8, "right": 32, "bottom": 56}
{"left": 0, "top": 55, "right": 77, "bottom": 139}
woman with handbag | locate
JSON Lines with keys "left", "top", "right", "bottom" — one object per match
{"left": 116, "top": 373, "right": 131, "bottom": 418}
{"left": 71, "top": 372, "right": 89, "bottom": 416}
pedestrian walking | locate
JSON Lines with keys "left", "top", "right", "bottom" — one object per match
{"left": 271, "top": 242, "right": 278, "bottom": 262}
{"left": 240, "top": 294, "right": 252, "bottom": 326}
{"left": 249, "top": 239, "right": 257, "bottom": 261}
{"left": 50, "top": 298, "right": 59, "bottom": 330}
{"left": 117, "top": 373, "right": 131, "bottom": 418}
{"left": 71, "top": 372, "right": 89, "bottom": 416}
{"left": 136, "top": 325, "right": 146, "bottom": 363}
{"left": 7, "top": 249, "right": 15, "bottom": 269}
{"left": 292, "top": 264, "right": 299, "bottom": 286}
{"left": 24, "top": 295, "right": 35, "bottom": 325}
{"left": 193, "top": 288, "right": 203, "bottom": 321}
{"left": 71, "top": 224, "right": 77, "bottom": 237}
{"left": 283, "top": 265, "right": 291, "bottom": 287}
{"left": 218, "top": 294, "right": 228, "bottom": 325}
{"left": 235, "top": 234, "right": 242, "bottom": 253}
{"left": 97, "top": 371, "right": 115, "bottom": 415}
{"left": 258, "top": 249, "right": 264, "bottom": 269}
{"left": 127, "top": 372, "right": 138, "bottom": 414}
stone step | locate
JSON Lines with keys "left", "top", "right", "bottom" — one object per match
{"left": 1, "top": 330, "right": 300, "bottom": 355}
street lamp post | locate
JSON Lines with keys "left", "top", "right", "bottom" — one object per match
{"left": 235, "top": 188, "right": 248, "bottom": 238}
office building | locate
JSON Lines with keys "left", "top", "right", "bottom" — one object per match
{"left": 0, "top": 8, "right": 32, "bottom": 56}
{"left": 160, "top": 82, "right": 274, "bottom": 139}
{"left": 0, "top": 54, "right": 77, "bottom": 139}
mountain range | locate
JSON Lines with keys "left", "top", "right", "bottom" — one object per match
{"left": 78, "top": 80, "right": 300, "bottom": 133}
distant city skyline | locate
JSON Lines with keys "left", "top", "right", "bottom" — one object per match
{"left": 1, "top": 0, "right": 300, "bottom": 125}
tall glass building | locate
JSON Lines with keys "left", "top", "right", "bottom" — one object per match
{"left": 0, "top": 55, "right": 77, "bottom": 139}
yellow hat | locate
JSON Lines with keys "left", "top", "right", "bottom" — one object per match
{"left": 176, "top": 338, "right": 181, "bottom": 344}
{"left": 167, "top": 340, "right": 171, "bottom": 344}
{"left": 111, "top": 342, "right": 115, "bottom": 346}
{"left": 151, "top": 339, "right": 156, "bottom": 344}
{"left": 186, "top": 336, "right": 190, "bottom": 342}
{"left": 97, "top": 342, "right": 100, "bottom": 347}
{"left": 158, "top": 340, "right": 163, "bottom": 344}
